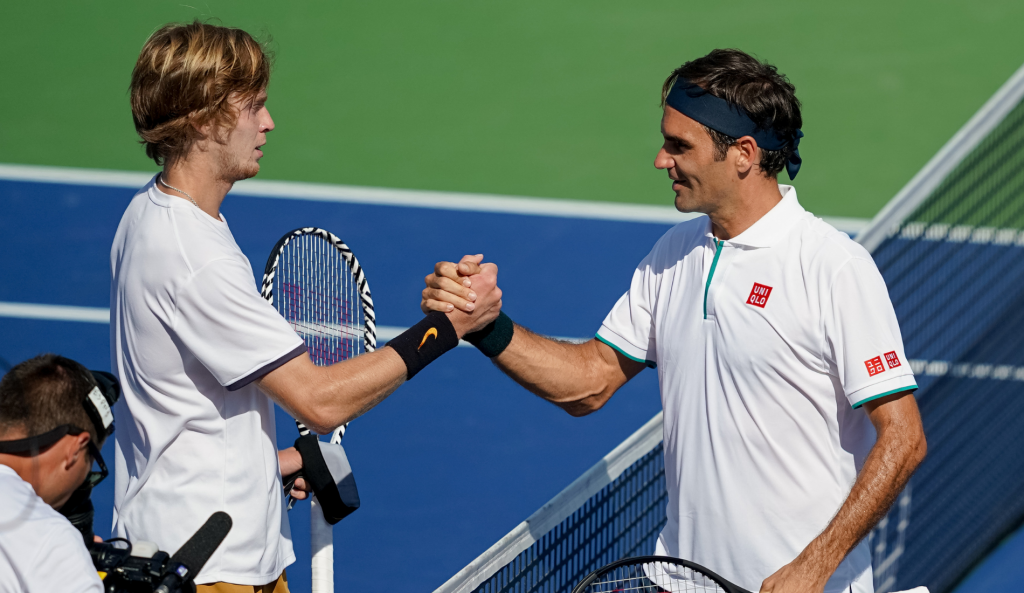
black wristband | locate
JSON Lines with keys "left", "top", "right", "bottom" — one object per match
{"left": 387, "top": 312, "right": 459, "bottom": 379}
{"left": 463, "top": 312, "right": 514, "bottom": 357}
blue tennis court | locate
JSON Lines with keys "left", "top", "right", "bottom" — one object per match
{"left": 0, "top": 174, "right": 669, "bottom": 591}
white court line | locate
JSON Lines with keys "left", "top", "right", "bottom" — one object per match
{"left": 0, "top": 300, "right": 413, "bottom": 342}
{"left": 0, "top": 301, "right": 582, "bottom": 347}
{"left": 0, "top": 301, "right": 110, "bottom": 324}
{"left": 3, "top": 303, "right": 1016, "bottom": 377}
{"left": 0, "top": 163, "right": 870, "bottom": 234}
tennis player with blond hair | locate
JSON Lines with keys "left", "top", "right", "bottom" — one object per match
{"left": 113, "top": 21, "right": 501, "bottom": 591}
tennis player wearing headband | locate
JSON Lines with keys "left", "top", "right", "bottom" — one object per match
{"left": 115, "top": 21, "right": 501, "bottom": 591}
{"left": 424, "top": 49, "right": 926, "bottom": 593}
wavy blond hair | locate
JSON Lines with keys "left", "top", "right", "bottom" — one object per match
{"left": 130, "top": 20, "right": 271, "bottom": 166}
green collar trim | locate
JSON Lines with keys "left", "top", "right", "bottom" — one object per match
{"left": 704, "top": 238, "right": 723, "bottom": 320}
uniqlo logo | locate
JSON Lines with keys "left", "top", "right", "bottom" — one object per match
{"left": 885, "top": 351, "right": 901, "bottom": 369}
{"left": 865, "top": 356, "right": 886, "bottom": 376}
{"left": 747, "top": 283, "right": 773, "bottom": 308}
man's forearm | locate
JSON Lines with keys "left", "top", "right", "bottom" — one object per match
{"left": 791, "top": 398, "right": 927, "bottom": 581}
{"left": 260, "top": 348, "right": 407, "bottom": 434}
{"left": 493, "top": 326, "right": 637, "bottom": 416}
{"left": 315, "top": 347, "right": 408, "bottom": 424}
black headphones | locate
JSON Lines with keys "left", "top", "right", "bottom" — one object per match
{"left": 0, "top": 370, "right": 121, "bottom": 454}
{"left": 83, "top": 370, "right": 120, "bottom": 441}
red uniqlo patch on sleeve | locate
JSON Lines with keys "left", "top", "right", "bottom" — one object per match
{"left": 747, "top": 283, "right": 773, "bottom": 308}
{"left": 865, "top": 356, "right": 886, "bottom": 376}
{"left": 885, "top": 351, "right": 901, "bottom": 369}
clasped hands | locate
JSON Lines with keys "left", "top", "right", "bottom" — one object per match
{"left": 276, "top": 254, "right": 499, "bottom": 492}
{"left": 421, "top": 254, "right": 503, "bottom": 337}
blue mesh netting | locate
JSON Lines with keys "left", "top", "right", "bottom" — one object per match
{"left": 471, "top": 445, "right": 666, "bottom": 593}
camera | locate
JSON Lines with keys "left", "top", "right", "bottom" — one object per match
{"left": 89, "top": 539, "right": 192, "bottom": 593}
{"left": 89, "top": 511, "right": 233, "bottom": 593}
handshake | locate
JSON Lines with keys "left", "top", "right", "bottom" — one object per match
{"left": 419, "top": 254, "right": 505, "bottom": 339}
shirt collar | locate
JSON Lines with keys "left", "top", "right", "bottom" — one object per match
{"left": 705, "top": 184, "right": 806, "bottom": 249}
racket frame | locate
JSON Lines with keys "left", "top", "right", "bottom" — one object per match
{"left": 261, "top": 226, "right": 376, "bottom": 593}
{"left": 571, "top": 555, "right": 752, "bottom": 593}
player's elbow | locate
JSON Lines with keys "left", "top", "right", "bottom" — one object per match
{"left": 912, "top": 429, "right": 927, "bottom": 467}
{"left": 286, "top": 401, "right": 335, "bottom": 436}
{"left": 560, "top": 400, "right": 599, "bottom": 417}
{"left": 298, "top": 416, "right": 339, "bottom": 438}
{"left": 279, "top": 381, "right": 358, "bottom": 436}
{"left": 557, "top": 390, "right": 612, "bottom": 417}
{"left": 295, "top": 392, "right": 357, "bottom": 435}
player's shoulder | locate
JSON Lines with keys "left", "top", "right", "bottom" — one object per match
{"left": 122, "top": 179, "right": 244, "bottom": 272}
{"left": 647, "top": 215, "right": 711, "bottom": 261}
{"left": 795, "top": 215, "right": 876, "bottom": 273}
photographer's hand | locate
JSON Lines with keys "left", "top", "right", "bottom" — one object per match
{"left": 278, "top": 447, "right": 311, "bottom": 500}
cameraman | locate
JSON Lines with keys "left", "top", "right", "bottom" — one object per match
{"left": 0, "top": 354, "right": 106, "bottom": 592}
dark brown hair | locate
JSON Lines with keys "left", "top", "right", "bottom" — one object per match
{"left": 662, "top": 49, "right": 802, "bottom": 178}
{"left": 0, "top": 354, "right": 101, "bottom": 446}
{"left": 130, "top": 20, "right": 272, "bottom": 166}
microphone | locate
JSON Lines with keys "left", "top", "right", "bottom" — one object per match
{"left": 154, "top": 511, "right": 233, "bottom": 593}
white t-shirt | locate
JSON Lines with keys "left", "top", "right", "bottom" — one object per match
{"left": 109, "top": 178, "right": 306, "bottom": 585}
{"left": 0, "top": 465, "right": 103, "bottom": 593}
{"left": 598, "top": 186, "right": 916, "bottom": 593}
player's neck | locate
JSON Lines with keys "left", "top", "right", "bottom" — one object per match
{"left": 709, "top": 177, "right": 783, "bottom": 241}
{"left": 160, "top": 157, "right": 233, "bottom": 220}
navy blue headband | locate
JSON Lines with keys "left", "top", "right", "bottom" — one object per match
{"left": 665, "top": 78, "right": 803, "bottom": 179}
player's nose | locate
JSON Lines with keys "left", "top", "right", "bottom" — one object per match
{"left": 261, "top": 109, "right": 275, "bottom": 133}
{"left": 654, "top": 147, "right": 673, "bottom": 170}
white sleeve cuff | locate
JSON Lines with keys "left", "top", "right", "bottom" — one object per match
{"left": 596, "top": 326, "right": 656, "bottom": 368}
{"left": 849, "top": 374, "right": 917, "bottom": 408}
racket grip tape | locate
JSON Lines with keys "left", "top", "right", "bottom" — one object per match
{"left": 387, "top": 312, "right": 459, "bottom": 379}
{"left": 463, "top": 312, "right": 514, "bottom": 357}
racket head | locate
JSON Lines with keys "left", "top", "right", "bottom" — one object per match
{"left": 262, "top": 227, "right": 376, "bottom": 362}
{"left": 571, "top": 556, "right": 752, "bottom": 593}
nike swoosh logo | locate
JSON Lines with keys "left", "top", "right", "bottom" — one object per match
{"left": 418, "top": 327, "right": 438, "bottom": 349}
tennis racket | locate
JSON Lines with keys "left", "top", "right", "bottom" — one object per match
{"left": 261, "top": 227, "right": 375, "bottom": 593}
{"left": 572, "top": 556, "right": 752, "bottom": 593}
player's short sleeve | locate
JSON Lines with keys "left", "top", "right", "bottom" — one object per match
{"left": 597, "top": 249, "right": 659, "bottom": 368}
{"left": 173, "top": 258, "right": 306, "bottom": 390}
{"left": 823, "top": 257, "right": 917, "bottom": 408}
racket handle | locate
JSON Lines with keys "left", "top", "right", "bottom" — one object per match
{"left": 311, "top": 495, "right": 334, "bottom": 593}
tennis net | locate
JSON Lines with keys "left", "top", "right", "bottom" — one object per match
{"left": 437, "top": 59, "right": 1024, "bottom": 593}
{"left": 860, "top": 59, "right": 1024, "bottom": 593}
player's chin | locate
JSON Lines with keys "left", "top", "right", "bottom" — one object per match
{"left": 240, "top": 162, "right": 261, "bottom": 180}
{"left": 673, "top": 192, "right": 696, "bottom": 213}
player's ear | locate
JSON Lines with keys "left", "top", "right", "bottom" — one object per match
{"left": 733, "top": 136, "right": 758, "bottom": 174}
{"left": 64, "top": 433, "right": 91, "bottom": 470}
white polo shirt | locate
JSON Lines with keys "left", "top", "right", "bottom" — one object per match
{"left": 0, "top": 465, "right": 103, "bottom": 593}
{"left": 109, "top": 178, "right": 305, "bottom": 585}
{"left": 598, "top": 185, "right": 916, "bottom": 593}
